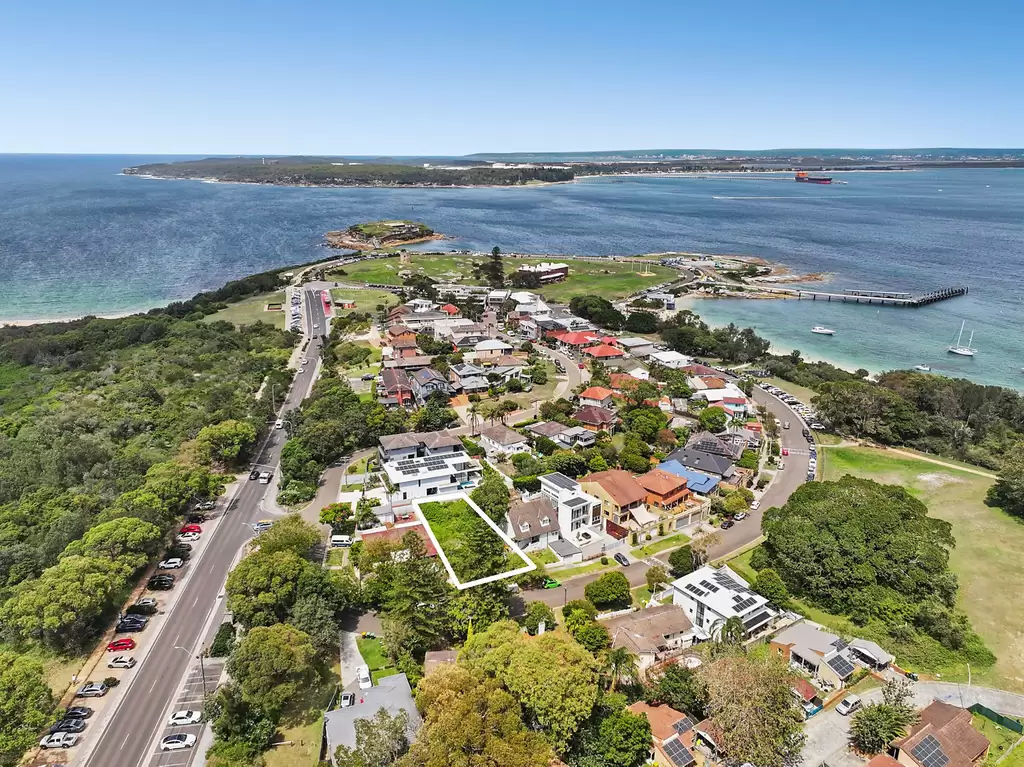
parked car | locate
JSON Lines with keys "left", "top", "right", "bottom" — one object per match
{"left": 158, "top": 557, "right": 184, "bottom": 570}
{"left": 160, "top": 733, "right": 197, "bottom": 751}
{"left": 340, "top": 692, "right": 356, "bottom": 708}
{"left": 48, "top": 718, "right": 86, "bottom": 734}
{"left": 186, "top": 514, "right": 207, "bottom": 523}
{"left": 177, "top": 532, "right": 200, "bottom": 543}
{"left": 63, "top": 707, "right": 94, "bottom": 720}
{"left": 360, "top": 373, "right": 374, "bottom": 381}
{"left": 116, "top": 618, "right": 148, "bottom": 633}
{"left": 168, "top": 710, "right": 203, "bottom": 726}
{"left": 836, "top": 695, "right": 862, "bottom": 716}
{"left": 106, "top": 638, "right": 136, "bottom": 652}
{"left": 107, "top": 655, "right": 136, "bottom": 669}
{"left": 542, "top": 577, "right": 561, "bottom": 589}
{"left": 148, "top": 575, "right": 175, "bottom": 590}
{"left": 735, "top": 510, "right": 750, "bottom": 520}
{"left": 721, "top": 519, "right": 735, "bottom": 530}
{"left": 127, "top": 600, "right": 158, "bottom": 616}
{"left": 356, "top": 665, "right": 372, "bottom": 690}
{"left": 197, "top": 500, "right": 216, "bottom": 511}
{"left": 75, "top": 682, "right": 108, "bottom": 698}
{"left": 165, "top": 546, "right": 191, "bottom": 561}
{"left": 613, "top": 553, "right": 630, "bottom": 567}
{"left": 40, "top": 732, "right": 79, "bottom": 749}
{"left": 180, "top": 524, "right": 202, "bottom": 534}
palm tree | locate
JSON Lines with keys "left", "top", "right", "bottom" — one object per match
{"left": 468, "top": 402, "right": 481, "bottom": 436}
{"left": 602, "top": 646, "right": 639, "bottom": 693}
{"left": 713, "top": 615, "right": 746, "bottom": 646}
{"left": 354, "top": 503, "right": 379, "bottom": 530}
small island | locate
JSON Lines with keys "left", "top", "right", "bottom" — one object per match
{"left": 324, "top": 220, "right": 442, "bottom": 250}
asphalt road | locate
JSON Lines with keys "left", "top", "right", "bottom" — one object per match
{"left": 82, "top": 292, "right": 327, "bottom": 767}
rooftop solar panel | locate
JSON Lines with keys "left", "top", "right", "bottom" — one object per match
{"left": 663, "top": 738, "right": 696, "bottom": 767}
{"left": 672, "top": 716, "right": 695, "bottom": 735}
{"left": 911, "top": 735, "right": 949, "bottom": 767}
{"left": 734, "top": 597, "right": 757, "bottom": 612}
{"left": 565, "top": 497, "right": 587, "bottom": 507}
{"left": 826, "top": 653, "right": 856, "bottom": 679}
{"left": 544, "top": 472, "right": 578, "bottom": 490}
{"left": 713, "top": 573, "right": 743, "bottom": 591}
{"left": 699, "top": 580, "right": 720, "bottom": 593}
{"left": 832, "top": 638, "right": 849, "bottom": 652}
{"left": 684, "top": 584, "right": 706, "bottom": 597}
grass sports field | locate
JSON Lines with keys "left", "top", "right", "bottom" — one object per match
{"left": 328, "top": 255, "right": 676, "bottom": 302}
{"left": 822, "top": 446, "right": 1023, "bottom": 692}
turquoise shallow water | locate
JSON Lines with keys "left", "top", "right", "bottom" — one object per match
{"left": 0, "top": 155, "right": 1021, "bottom": 387}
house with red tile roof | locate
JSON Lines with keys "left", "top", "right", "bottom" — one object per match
{"left": 554, "top": 331, "right": 600, "bottom": 349}
{"left": 636, "top": 468, "right": 691, "bottom": 511}
{"left": 626, "top": 701, "right": 699, "bottom": 767}
{"left": 580, "top": 469, "right": 652, "bottom": 533}
{"left": 579, "top": 386, "right": 615, "bottom": 409}
{"left": 439, "top": 303, "right": 461, "bottom": 316}
{"left": 583, "top": 344, "right": 625, "bottom": 359}
{"left": 572, "top": 405, "right": 619, "bottom": 433}
{"left": 891, "top": 701, "right": 989, "bottom": 767}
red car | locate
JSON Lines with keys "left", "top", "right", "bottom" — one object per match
{"left": 180, "top": 524, "right": 202, "bottom": 534}
{"left": 107, "top": 638, "right": 136, "bottom": 652}
{"left": 781, "top": 448, "right": 789, "bottom": 456}
{"left": 578, "top": 363, "right": 585, "bottom": 369}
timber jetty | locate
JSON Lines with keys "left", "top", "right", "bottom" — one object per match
{"left": 794, "top": 286, "right": 968, "bottom": 307}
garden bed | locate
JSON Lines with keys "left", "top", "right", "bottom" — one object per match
{"left": 416, "top": 493, "right": 533, "bottom": 589}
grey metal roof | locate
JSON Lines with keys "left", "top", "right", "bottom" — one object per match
{"left": 564, "top": 496, "right": 588, "bottom": 508}
{"left": 323, "top": 673, "right": 419, "bottom": 760}
{"left": 549, "top": 538, "right": 581, "bottom": 557}
{"left": 379, "top": 430, "right": 462, "bottom": 452}
{"left": 542, "top": 472, "right": 578, "bottom": 491}
{"left": 665, "top": 447, "right": 735, "bottom": 477}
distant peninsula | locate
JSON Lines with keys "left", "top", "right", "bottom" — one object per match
{"left": 122, "top": 157, "right": 575, "bottom": 187}
{"left": 324, "top": 221, "right": 442, "bottom": 250}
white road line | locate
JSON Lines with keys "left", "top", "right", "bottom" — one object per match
{"left": 120, "top": 732, "right": 131, "bottom": 750}
{"left": 149, "top": 676, "right": 160, "bottom": 693}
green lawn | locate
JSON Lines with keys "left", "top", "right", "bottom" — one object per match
{"left": 632, "top": 585, "right": 653, "bottom": 608}
{"left": 973, "top": 714, "right": 1022, "bottom": 765}
{"left": 326, "top": 548, "right": 348, "bottom": 567}
{"left": 372, "top": 667, "right": 400, "bottom": 684}
{"left": 335, "top": 255, "right": 677, "bottom": 302}
{"left": 631, "top": 532, "right": 690, "bottom": 559}
{"left": 529, "top": 550, "right": 558, "bottom": 566}
{"left": 822, "top": 447, "right": 1023, "bottom": 692}
{"left": 420, "top": 498, "right": 529, "bottom": 582}
{"left": 552, "top": 560, "right": 615, "bottom": 580}
{"left": 502, "top": 361, "right": 560, "bottom": 409}
{"left": 328, "top": 288, "right": 399, "bottom": 315}
{"left": 356, "top": 637, "right": 391, "bottom": 670}
{"left": 202, "top": 291, "right": 286, "bottom": 329}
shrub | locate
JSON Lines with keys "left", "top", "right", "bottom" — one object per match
{"left": 210, "top": 622, "right": 237, "bottom": 657}
{"left": 600, "top": 556, "right": 609, "bottom": 565}
{"left": 460, "top": 436, "right": 484, "bottom": 457}
{"left": 513, "top": 475, "right": 541, "bottom": 493}
{"left": 563, "top": 599, "right": 598, "bottom": 621}
{"left": 103, "top": 676, "right": 120, "bottom": 688}
{"left": 524, "top": 601, "right": 556, "bottom": 635}
{"left": 584, "top": 571, "right": 631, "bottom": 609}
{"left": 278, "top": 480, "right": 317, "bottom": 505}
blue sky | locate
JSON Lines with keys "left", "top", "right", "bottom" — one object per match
{"left": 1, "top": 0, "right": 1021, "bottom": 154}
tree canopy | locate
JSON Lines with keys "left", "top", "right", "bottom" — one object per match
{"left": 226, "top": 623, "right": 316, "bottom": 717}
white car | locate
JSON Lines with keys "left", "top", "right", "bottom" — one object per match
{"left": 168, "top": 710, "right": 203, "bottom": 726}
{"left": 40, "top": 732, "right": 79, "bottom": 749}
{"left": 160, "top": 733, "right": 197, "bottom": 751}
{"left": 836, "top": 695, "right": 862, "bottom": 716}
{"left": 158, "top": 558, "right": 184, "bottom": 570}
{"left": 177, "top": 532, "right": 201, "bottom": 543}
{"left": 107, "top": 655, "right": 136, "bottom": 669}
{"left": 356, "top": 664, "right": 372, "bottom": 690}
{"left": 258, "top": 471, "right": 272, "bottom": 484}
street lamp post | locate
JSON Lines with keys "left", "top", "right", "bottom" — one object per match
{"left": 174, "top": 645, "right": 208, "bottom": 697}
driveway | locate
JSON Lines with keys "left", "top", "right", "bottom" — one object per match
{"left": 800, "top": 682, "right": 1024, "bottom": 767}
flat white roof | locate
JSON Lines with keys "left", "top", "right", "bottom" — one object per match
{"left": 616, "top": 337, "right": 653, "bottom": 348}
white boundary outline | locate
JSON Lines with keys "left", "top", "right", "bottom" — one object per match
{"left": 414, "top": 492, "right": 535, "bottom": 589}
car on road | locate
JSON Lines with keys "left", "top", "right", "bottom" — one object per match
{"left": 836, "top": 695, "right": 862, "bottom": 716}
{"left": 63, "top": 706, "right": 94, "bottom": 720}
{"left": 313, "top": 323, "right": 320, "bottom": 329}
{"left": 735, "top": 510, "right": 750, "bottom": 520}
{"left": 158, "top": 557, "right": 184, "bottom": 570}
{"left": 168, "top": 710, "right": 203, "bottom": 726}
{"left": 39, "top": 732, "right": 79, "bottom": 749}
{"left": 107, "top": 638, "right": 136, "bottom": 652}
{"left": 252, "top": 520, "right": 274, "bottom": 533}
{"left": 258, "top": 471, "right": 272, "bottom": 484}
{"left": 357, "top": 664, "right": 372, "bottom": 690}
{"left": 107, "top": 655, "right": 136, "bottom": 669}
{"left": 781, "top": 447, "right": 789, "bottom": 456}
{"left": 75, "top": 682, "right": 108, "bottom": 698}
{"left": 613, "top": 553, "right": 630, "bottom": 567}
{"left": 783, "top": 421, "right": 791, "bottom": 429}
{"left": 578, "top": 363, "right": 585, "bottom": 369}
{"left": 777, "top": 461, "right": 786, "bottom": 470}
{"left": 160, "top": 733, "right": 197, "bottom": 751}
{"left": 542, "top": 577, "right": 561, "bottom": 589}
{"left": 48, "top": 717, "right": 86, "bottom": 734}
{"left": 148, "top": 575, "right": 175, "bottom": 590}
{"left": 249, "top": 468, "right": 261, "bottom": 480}
{"left": 180, "top": 523, "right": 202, "bottom": 534}
{"left": 340, "top": 692, "right": 355, "bottom": 708}
{"left": 275, "top": 418, "right": 284, "bottom": 429}
{"left": 721, "top": 519, "right": 735, "bottom": 530}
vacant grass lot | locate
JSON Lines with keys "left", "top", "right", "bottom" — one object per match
{"left": 763, "top": 377, "right": 819, "bottom": 406}
{"left": 823, "top": 446, "right": 1023, "bottom": 692}
{"left": 420, "top": 498, "right": 528, "bottom": 582}
{"left": 328, "top": 288, "right": 399, "bottom": 314}
{"left": 334, "top": 255, "right": 677, "bottom": 302}
{"left": 973, "top": 714, "right": 1022, "bottom": 765}
{"left": 262, "top": 662, "right": 339, "bottom": 767}
{"left": 202, "top": 291, "right": 287, "bottom": 329}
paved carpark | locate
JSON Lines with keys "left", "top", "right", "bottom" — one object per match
{"left": 145, "top": 659, "right": 224, "bottom": 767}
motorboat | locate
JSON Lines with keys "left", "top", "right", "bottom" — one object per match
{"left": 811, "top": 326, "right": 836, "bottom": 335}
{"left": 914, "top": 365, "right": 931, "bottom": 372}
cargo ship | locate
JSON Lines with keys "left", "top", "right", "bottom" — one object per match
{"left": 795, "top": 171, "right": 832, "bottom": 184}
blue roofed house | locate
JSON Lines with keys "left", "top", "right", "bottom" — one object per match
{"left": 659, "top": 461, "right": 721, "bottom": 496}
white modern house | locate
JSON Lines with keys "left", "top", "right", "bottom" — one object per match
{"left": 649, "top": 350, "right": 693, "bottom": 369}
{"left": 538, "top": 472, "right": 603, "bottom": 540}
{"left": 378, "top": 431, "right": 482, "bottom": 502}
{"left": 664, "top": 565, "right": 777, "bottom": 639}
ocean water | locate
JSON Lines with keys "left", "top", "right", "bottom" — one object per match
{"left": 1, "top": 155, "right": 1022, "bottom": 388}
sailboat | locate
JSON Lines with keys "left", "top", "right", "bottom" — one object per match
{"left": 947, "top": 320, "right": 977, "bottom": 357}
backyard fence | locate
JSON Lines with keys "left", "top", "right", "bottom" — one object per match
{"left": 970, "top": 704, "right": 1024, "bottom": 734}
